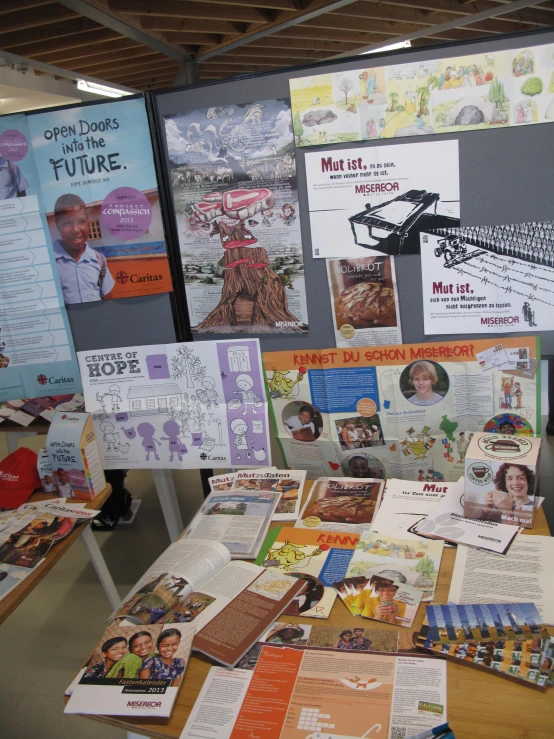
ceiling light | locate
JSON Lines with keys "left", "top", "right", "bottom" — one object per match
{"left": 362, "top": 40, "right": 411, "bottom": 55}
{"left": 77, "top": 79, "right": 132, "bottom": 98}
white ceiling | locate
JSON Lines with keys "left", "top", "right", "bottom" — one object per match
{"left": 0, "top": 81, "right": 80, "bottom": 114}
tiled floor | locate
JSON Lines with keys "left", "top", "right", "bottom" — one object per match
{"left": 0, "top": 427, "right": 552, "bottom": 738}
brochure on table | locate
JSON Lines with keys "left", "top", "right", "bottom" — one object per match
{"left": 326, "top": 255, "right": 402, "bottom": 347}
{"left": 420, "top": 222, "right": 554, "bottom": 335}
{"left": 255, "top": 527, "right": 360, "bottom": 618}
{"left": 65, "top": 622, "right": 194, "bottom": 717}
{"left": 77, "top": 338, "right": 270, "bottom": 469}
{"left": 229, "top": 645, "right": 447, "bottom": 739}
{"left": 27, "top": 98, "right": 172, "bottom": 302}
{"left": 263, "top": 336, "right": 540, "bottom": 481}
{"left": 231, "top": 469, "right": 306, "bottom": 521}
{"left": 295, "top": 477, "right": 384, "bottom": 533}
{"left": 290, "top": 41, "right": 554, "bottom": 147}
{"left": 415, "top": 478, "right": 522, "bottom": 554}
{"left": 164, "top": 98, "right": 308, "bottom": 334}
{"left": 0, "top": 393, "right": 84, "bottom": 427}
{"left": 305, "top": 139, "right": 460, "bottom": 259}
{"left": 0, "top": 115, "right": 81, "bottom": 401}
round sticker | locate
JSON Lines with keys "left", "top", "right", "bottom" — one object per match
{"left": 0, "top": 129, "right": 28, "bottom": 162}
{"left": 356, "top": 398, "right": 377, "bottom": 417}
{"left": 467, "top": 461, "right": 493, "bottom": 485}
{"left": 100, "top": 187, "right": 152, "bottom": 240}
{"left": 302, "top": 516, "right": 322, "bottom": 528}
{"left": 477, "top": 433, "right": 532, "bottom": 459}
{"left": 340, "top": 324, "right": 355, "bottom": 339}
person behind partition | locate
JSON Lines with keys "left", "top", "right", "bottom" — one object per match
{"left": 0, "top": 156, "right": 28, "bottom": 199}
{"left": 406, "top": 361, "right": 444, "bottom": 406}
{"left": 53, "top": 193, "right": 114, "bottom": 304}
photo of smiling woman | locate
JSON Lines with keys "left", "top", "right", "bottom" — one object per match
{"left": 52, "top": 193, "right": 115, "bottom": 304}
{"left": 466, "top": 463, "right": 535, "bottom": 526}
{"left": 400, "top": 360, "right": 449, "bottom": 407}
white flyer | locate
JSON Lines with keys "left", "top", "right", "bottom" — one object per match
{"left": 305, "top": 140, "right": 460, "bottom": 259}
{"left": 370, "top": 478, "right": 451, "bottom": 540}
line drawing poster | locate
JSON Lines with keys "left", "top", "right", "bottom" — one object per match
{"left": 0, "top": 114, "right": 81, "bottom": 401}
{"left": 420, "top": 223, "right": 554, "bottom": 335}
{"left": 77, "top": 339, "right": 271, "bottom": 469}
{"left": 290, "top": 41, "right": 554, "bottom": 147}
{"left": 305, "top": 140, "right": 460, "bottom": 259}
{"left": 163, "top": 99, "right": 308, "bottom": 334}
{"left": 27, "top": 98, "right": 172, "bottom": 303}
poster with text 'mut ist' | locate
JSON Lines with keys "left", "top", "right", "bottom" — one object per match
{"left": 28, "top": 98, "right": 172, "bottom": 305}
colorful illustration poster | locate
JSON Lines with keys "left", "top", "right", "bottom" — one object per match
{"left": 420, "top": 222, "right": 554, "bottom": 335}
{"left": 262, "top": 337, "right": 540, "bottom": 482}
{"left": 0, "top": 115, "right": 81, "bottom": 401}
{"left": 77, "top": 339, "right": 271, "bottom": 469}
{"left": 163, "top": 99, "right": 308, "bottom": 333}
{"left": 305, "top": 140, "right": 460, "bottom": 259}
{"left": 326, "top": 255, "right": 402, "bottom": 346}
{"left": 27, "top": 98, "right": 172, "bottom": 303}
{"left": 290, "top": 41, "right": 554, "bottom": 147}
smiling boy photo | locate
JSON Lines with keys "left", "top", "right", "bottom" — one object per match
{"left": 53, "top": 193, "right": 114, "bottom": 304}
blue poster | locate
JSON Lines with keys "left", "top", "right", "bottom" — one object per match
{"left": 0, "top": 114, "right": 81, "bottom": 401}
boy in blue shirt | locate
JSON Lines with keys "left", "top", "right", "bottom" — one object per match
{"left": 53, "top": 193, "right": 114, "bottom": 304}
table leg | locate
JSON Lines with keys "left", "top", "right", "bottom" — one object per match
{"left": 80, "top": 524, "right": 121, "bottom": 610}
{"left": 151, "top": 469, "right": 184, "bottom": 542}
{"left": 6, "top": 431, "right": 37, "bottom": 454}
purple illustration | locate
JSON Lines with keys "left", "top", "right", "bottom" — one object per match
{"left": 137, "top": 422, "right": 161, "bottom": 461}
{"left": 161, "top": 420, "right": 187, "bottom": 461}
{"left": 101, "top": 186, "right": 152, "bottom": 240}
{"left": 216, "top": 340, "right": 268, "bottom": 465}
{"left": 115, "top": 412, "right": 129, "bottom": 423}
{"left": 121, "top": 426, "right": 136, "bottom": 439}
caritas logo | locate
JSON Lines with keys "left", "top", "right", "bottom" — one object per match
{"left": 126, "top": 701, "right": 162, "bottom": 709}
{"left": 0, "top": 471, "right": 19, "bottom": 482}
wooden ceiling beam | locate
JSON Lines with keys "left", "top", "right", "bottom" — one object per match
{"left": 0, "top": 19, "right": 104, "bottom": 53}
{"left": 201, "top": 55, "right": 292, "bottom": 66}
{"left": 160, "top": 0, "right": 298, "bottom": 9}
{"left": 64, "top": 48, "right": 161, "bottom": 72}
{"left": 103, "top": 70, "right": 178, "bottom": 85}
{"left": 107, "top": 0, "right": 270, "bottom": 23}
{"left": 139, "top": 17, "right": 245, "bottom": 34}
{"left": 0, "top": 5, "right": 79, "bottom": 33}
{"left": 242, "top": 35, "right": 360, "bottom": 50}
{"left": 215, "top": 46, "right": 329, "bottom": 59}
{"left": 275, "top": 24, "right": 467, "bottom": 42}
{"left": 37, "top": 37, "right": 138, "bottom": 65}
{"left": 0, "top": 0, "right": 52, "bottom": 13}
{"left": 74, "top": 54, "right": 174, "bottom": 76}
{"left": 301, "top": 13, "right": 494, "bottom": 36}
{"left": 367, "top": 0, "right": 554, "bottom": 26}
{"left": 99, "top": 59, "right": 180, "bottom": 79}
{"left": 337, "top": 1, "right": 541, "bottom": 33}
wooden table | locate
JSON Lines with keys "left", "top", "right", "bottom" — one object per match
{"left": 0, "top": 484, "right": 120, "bottom": 623}
{"left": 71, "top": 497, "right": 554, "bottom": 739}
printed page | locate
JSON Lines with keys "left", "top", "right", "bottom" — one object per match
{"left": 326, "top": 255, "right": 402, "bottom": 347}
{"left": 78, "top": 338, "right": 271, "bottom": 471}
{"left": 158, "top": 561, "right": 263, "bottom": 631}
{"left": 390, "top": 657, "right": 447, "bottom": 738}
{"left": 295, "top": 477, "right": 384, "bottom": 533}
{"left": 415, "top": 478, "right": 520, "bottom": 554}
{"left": 370, "top": 479, "right": 451, "bottom": 540}
{"left": 184, "top": 490, "right": 280, "bottom": 558}
{"left": 113, "top": 539, "right": 231, "bottom": 623}
{"left": 193, "top": 569, "right": 304, "bottom": 667}
{"left": 179, "top": 666, "right": 253, "bottom": 739}
{"left": 448, "top": 537, "right": 554, "bottom": 625}
{"left": 231, "top": 469, "right": 306, "bottom": 521}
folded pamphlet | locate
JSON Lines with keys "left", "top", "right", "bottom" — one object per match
{"left": 295, "top": 477, "right": 384, "bottom": 533}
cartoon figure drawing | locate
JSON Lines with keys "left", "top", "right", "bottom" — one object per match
{"left": 231, "top": 418, "right": 253, "bottom": 460}
{"left": 514, "top": 382, "right": 523, "bottom": 409}
{"left": 522, "top": 301, "right": 536, "bottom": 327}
{"left": 501, "top": 377, "right": 514, "bottom": 409}
{"left": 96, "top": 385, "right": 122, "bottom": 413}
{"left": 267, "top": 368, "right": 304, "bottom": 399}
{"left": 100, "top": 421, "right": 120, "bottom": 452}
{"left": 456, "top": 431, "right": 468, "bottom": 463}
{"left": 160, "top": 420, "right": 187, "bottom": 462}
{"left": 137, "top": 422, "right": 161, "bottom": 461}
{"left": 233, "top": 374, "right": 262, "bottom": 415}
{"left": 201, "top": 377, "right": 219, "bottom": 408}
{"left": 263, "top": 542, "right": 323, "bottom": 571}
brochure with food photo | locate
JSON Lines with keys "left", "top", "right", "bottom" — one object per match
{"left": 65, "top": 622, "right": 195, "bottom": 717}
{"left": 231, "top": 469, "right": 306, "bottom": 521}
{"left": 295, "top": 477, "right": 384, "bottom": 533}
{"left": 255, "top": 527, "right": 359, "bottom": 618}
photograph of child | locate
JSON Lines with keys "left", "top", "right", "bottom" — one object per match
{"left": 400, "top": 360, "right": 449, "bottom": 407}
{"left": 52, "top": 194, "right": 115, "bottom": 305}
{"left": 341, "top": 454, "right": 386, "bottom": 479}
{"left": 352, "top": 578, "right": 407, "bottom": 625}
{"left": 465, "top": 463, "right": 535, "bottom": 526}
{"left": 282, "top": 401, "right": 323, "bottom": 442}
{"left": 81, "top": 624, "right": 190, "bottom": 686}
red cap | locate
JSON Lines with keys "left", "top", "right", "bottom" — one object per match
{"left": 0, "top": 448, "right": 41, "bottom": 509}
